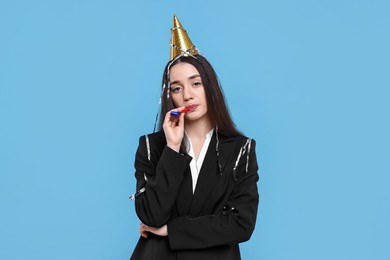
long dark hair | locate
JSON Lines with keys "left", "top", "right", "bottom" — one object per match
{"left": 159, "top": 55, "right": 242, "bottom": 137}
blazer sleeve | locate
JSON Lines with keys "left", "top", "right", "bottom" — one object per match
{"left": 134, "top": 135, "right": 193, "bottom": 227}
{"left": 167, "top": 140, "right": 259, "bottom": 250}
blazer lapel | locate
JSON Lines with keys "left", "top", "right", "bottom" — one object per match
{"left": 188, "top": 134, "right": 218, "bottom": 216}
{"left": 188, "top": 133, "right": 237, "bottom": 216}
{"left": 218, "top": 135, "right": 239, "bottom": 174}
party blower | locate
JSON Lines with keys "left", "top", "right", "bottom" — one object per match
{"left": 170, "top": 106, "right": 193, "bottom": 117}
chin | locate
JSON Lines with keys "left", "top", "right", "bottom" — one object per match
{"left": 186, "top": 113, "right": 208, "bottom": 121}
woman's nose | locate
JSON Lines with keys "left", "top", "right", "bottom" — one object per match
{"left": 183, "top": 86, "right": 193, "bottom": 101}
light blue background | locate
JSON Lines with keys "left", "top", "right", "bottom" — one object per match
{"left": 1, "top": 0, "right": 389, "bottom": 259}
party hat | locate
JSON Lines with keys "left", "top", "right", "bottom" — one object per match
{"left": 170, "top": 15, "right": 199, "bottom": 61}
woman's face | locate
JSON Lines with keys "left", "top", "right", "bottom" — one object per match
{"left": 169, "top": 62, "right": 209, "bottom": 123}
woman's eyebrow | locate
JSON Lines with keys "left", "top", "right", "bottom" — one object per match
{"left": 170, "top": 74, "right": 201, "bottom": 85}
{"left": 188, "top": 74, "right": 201, "bottom": 80}
{"left": 170, "top": 80, "right": 181, "bottom": 86}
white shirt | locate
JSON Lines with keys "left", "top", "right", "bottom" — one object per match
{"left": 186, "top": 129, "right": 215, "bottom": 193}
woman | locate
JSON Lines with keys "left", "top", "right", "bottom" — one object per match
{"left": 130, "top": 15, "right": 259, "bottom": 260}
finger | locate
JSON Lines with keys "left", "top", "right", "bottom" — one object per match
{"left": 140, "top": 223, "right": 148, "bottom": 231}
{"left": 169, "top": 116, "right": 179, "bottom": 124}
{"left": 177, "top": 110, "right": 186, "bottom": 127}
{"left": 140, "top": 224, "right": 150, "bottom": 237}
{"left": 166, "top": 107, "right": 186, "bottom": 120}
{"left": 139, "top": 225, "right": 146, "bottom": 238}
{"left": 140, "top": 230, "right": 148, "bottom": 238}
{"left": 164, "top": 110, "right": 173, "bottom": 124}
{"left": 164, "top": 113, "right": 178, "bottom": 127}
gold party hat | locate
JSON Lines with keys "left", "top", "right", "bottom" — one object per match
{"left": 170, "top": 15, "right": 199, "bottom": 61}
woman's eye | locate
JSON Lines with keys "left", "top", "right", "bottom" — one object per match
{"left": 171, "top": 87, "right": 182, "bottom": 93}
{"left": 193, "top": 82, "right": 202, "bottom": 87}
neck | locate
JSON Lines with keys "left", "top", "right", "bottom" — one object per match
{"left": 185, "top": 117, "right": 214, "bottom": 139}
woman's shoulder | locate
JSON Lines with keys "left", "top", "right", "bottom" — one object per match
{"left": 137, "top": 131, "right": 166, "bottom": 148}
{"left": 220, "top": 133, "right": 256, "bottom": 146}
{"left": 140, "top": 130, "right": 164, "bottom": 138}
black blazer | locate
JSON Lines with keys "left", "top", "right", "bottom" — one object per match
{"left": 131, "top": 131, "right": 259, "bottom": 260}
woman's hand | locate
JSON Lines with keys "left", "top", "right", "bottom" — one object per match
{"left": 163, "top": 107, "right": 186, "bottom": 152}
{"left": 140, "top": 223, "right": 168, "bottom": 238}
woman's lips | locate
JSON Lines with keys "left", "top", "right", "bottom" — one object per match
{"left": 187, "top": 105, "right": 198, "bottom": 112}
